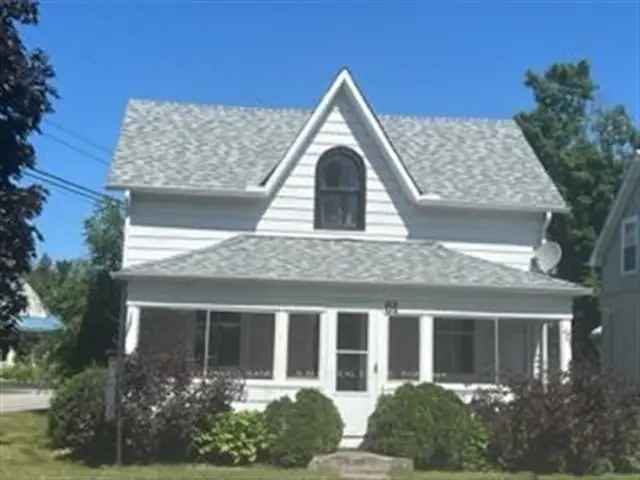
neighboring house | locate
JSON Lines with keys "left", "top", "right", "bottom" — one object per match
{"left": 108, "top": 69, "right": 588, "bottom": 446}
{"left": 590, "top": 153, "right": 640, "bottom": 383}
{"left": 0, "top": 282, "right": 62, "bottom": 369}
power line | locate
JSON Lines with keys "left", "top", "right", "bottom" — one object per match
{"left": 42, "top": 131, "right": 110, "bottom": 166}
{"left": 24, "top": 172, "right": 102, "bottom": 205}
{"left": 44, "top": 120, "right": 113, "bottom": 155}
{"left": 29, "top": 167, "right": 120, "bottom": 204}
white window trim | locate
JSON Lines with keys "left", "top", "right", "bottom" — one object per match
{"left": 621, "top": 215, "right": 639, "bottom": 275}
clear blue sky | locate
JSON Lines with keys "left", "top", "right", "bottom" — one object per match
{"left": 24, "top": 0, "right": 639, "bottom": 261}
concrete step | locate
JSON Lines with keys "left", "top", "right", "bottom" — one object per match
{"left": 340, "top": 473, "right": 389, "bottom": 480}
{"left": 308, "top": 450, "right": 413, "bottom": 479}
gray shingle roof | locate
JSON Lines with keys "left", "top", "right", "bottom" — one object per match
{"left": 108, "top": 100, "right": 567, "bottom": 211}
{"left": 116, "top": 235, "right": 586, "bottom": 294}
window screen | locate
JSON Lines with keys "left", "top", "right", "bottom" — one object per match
{"left": 196, "top": 311, "right": 275, "bottom": 379}
{"left": 388, "top": 316, "right": 419, "bottom": 380}
{"left": 287, "top": 314, "right": 320, "bottom": 378}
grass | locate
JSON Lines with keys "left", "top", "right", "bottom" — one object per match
{"left": 0, "top": 411, "right": 324, "bottom": 480}
{"left": 1, "top": 411, "right": 638, "bottom": 480}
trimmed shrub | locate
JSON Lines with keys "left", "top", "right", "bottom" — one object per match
{"left": 364, "top": 382, "right": 489, "bottom": 470}
{"left": 264, "top": 388, "right": 344, "bottom": 467}
{"left": 472, "top": 365, "right": 640, "bottom": 474}
{"left": 193, "top": 410, "right": 271, "bottom": 465}
{"left": 48, "top": 367, "right": 111, "bottom": 459}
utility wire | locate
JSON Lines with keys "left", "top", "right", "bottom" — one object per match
{"left": 42, "top": 131, "right": 110, "bottom": 166}
{"left": 44, "top": 120, "right": 113, "bottom": 155}
{"left": 24, "top": 172, "right": 102, "bottom": 205}
{"left": 28, "top": 166, "right": 121, "bottom": 204}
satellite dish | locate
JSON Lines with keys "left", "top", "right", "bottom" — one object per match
{"left": 534, "top": 241, "right": 562, "bottom": 273}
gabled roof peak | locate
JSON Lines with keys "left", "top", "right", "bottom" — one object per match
{"left": 109, "top": 70, "right": 568, "bottom": 213}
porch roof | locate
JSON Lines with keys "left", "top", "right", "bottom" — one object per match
{"left": 114, "top": 235, "right": 589, "bottom": 296}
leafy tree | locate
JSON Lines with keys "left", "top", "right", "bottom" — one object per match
{"left": 0, "top": 1, "right": 56, "bottom": 352}
{"left": 516, "top": 60, "right": 638, "bottom": 364}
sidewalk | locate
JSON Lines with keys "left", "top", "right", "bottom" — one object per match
{"left": 0, "top": 386, "right": 52, "bottom": 413}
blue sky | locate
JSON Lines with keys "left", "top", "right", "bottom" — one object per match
{"left": 24, "top": 0, "right": 639, "bottom": 260}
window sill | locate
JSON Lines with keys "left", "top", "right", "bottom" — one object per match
{"left": 244, "top": 378, "right": 322, "bottom": 389}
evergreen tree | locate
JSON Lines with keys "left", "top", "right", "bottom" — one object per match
{"left": 72, "top": 199, "right": 124, "bottom": 370}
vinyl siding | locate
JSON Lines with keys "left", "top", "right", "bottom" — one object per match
{"left": 600, "top": 180, "right": 640, "bottom": 382}
{"left": 125, "top": 90, "right": 545, "bottom": 270}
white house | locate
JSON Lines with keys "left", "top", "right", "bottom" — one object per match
{"left": 108, "top": 69, "right": 588, "bottom": 446}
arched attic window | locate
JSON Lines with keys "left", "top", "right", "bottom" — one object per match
{"left": 314, "top": 147, "right": 366, "bottom": 230}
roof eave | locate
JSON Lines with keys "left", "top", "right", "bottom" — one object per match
{"left": 107, "top": 182, "right": 569, "bottom": 213}
{"left": 416, "top": 197, "right": 570, "bottom": 214}
{"left": 590, "top": 155, "right": 640, "bottom": 268}
{"left": 106, "top": 183, "right": 267, "bottom": 199}
{"left": 112, "top": 271, "right": 591, "bottom": 297}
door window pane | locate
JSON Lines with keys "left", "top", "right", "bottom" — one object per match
{"left": 337, "top": 353, "right": 367, "bottom": 391}
{"left": 389, "top": 316, "right": 419, "bottom": 380}
{"left": 288, "top": 314, "right": 320, "bottom": 378}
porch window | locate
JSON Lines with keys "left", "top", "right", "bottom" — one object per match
{"left": 287, "top": 313, "right": 320, "bottom": 378}
{"left": 139, "top": 308, "right": 205, "bottom": 364}
{"left": 547, "top": 323, "right": 560, "bottom": 373}
{"left": 195, "top": 311, "right": 275, "bottom": 379}
{"left": 388, "top": 316, "right": 419, "bottom": 380}
{"left": 622, "top": 216, "right": 638, "bottom": 274}
{"left": 314, "top": 147, "right": 365, "bottom": 230}
{"left": 434, "top": 318, "right": 496, "bottom": 383}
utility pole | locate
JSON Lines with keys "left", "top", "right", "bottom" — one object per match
{"left": 114, "top": 283, "right": 127, "bottom": 465}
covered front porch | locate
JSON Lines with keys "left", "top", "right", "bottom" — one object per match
{"left": 122, "top": 289, "right": 573, "bottom": 446}
{"left": 115, "top": 235, "right": 586, "bottom": 446}
{"left": 125, "top": 304, "right": 572, "bottom": 390}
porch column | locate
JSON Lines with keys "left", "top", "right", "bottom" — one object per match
{"left": 273, "top": 311, "right": 289, "bottom": 382}
{"left": 420, "top": 315, "right": 434, "bottom": 382}
{"left": 124, "top": 305, "right": 140, "bottom": 354}
{"left": 559, "top": 319, "right": 572, "bottom": 372}
{"left": 494, "top": 318, "right": 500, "bottom": 384}
{"left": 541, "top": 321, "right": 549, "bottom": 383}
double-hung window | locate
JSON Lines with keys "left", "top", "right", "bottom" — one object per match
{"left": 315, "top": 147, "right": 366, "bottom": 230}
{"left": 622, "top": 216, "right": 638, "bottom": 274}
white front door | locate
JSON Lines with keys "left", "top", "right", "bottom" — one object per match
{"left": 329, "top": 310, "right": 379, "bottom": 445}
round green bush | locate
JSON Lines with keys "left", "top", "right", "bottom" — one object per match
{"left": 364, "top": 382, "right": 488, "bottom": 470}
{"left": 264, "top": 388, "right": 344, "bottom": 467}
{"left": 192, "top": 410, "right": 271, "bottom": 465}
{"left": 48, "top": 367, "right": 110, "bottom": 459}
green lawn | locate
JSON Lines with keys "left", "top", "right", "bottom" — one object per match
{"left": 0, "top": 411, "right": 323, "bottom": 480}
{"left": 0, "top": 411, "right": 637, "bottom": 480}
